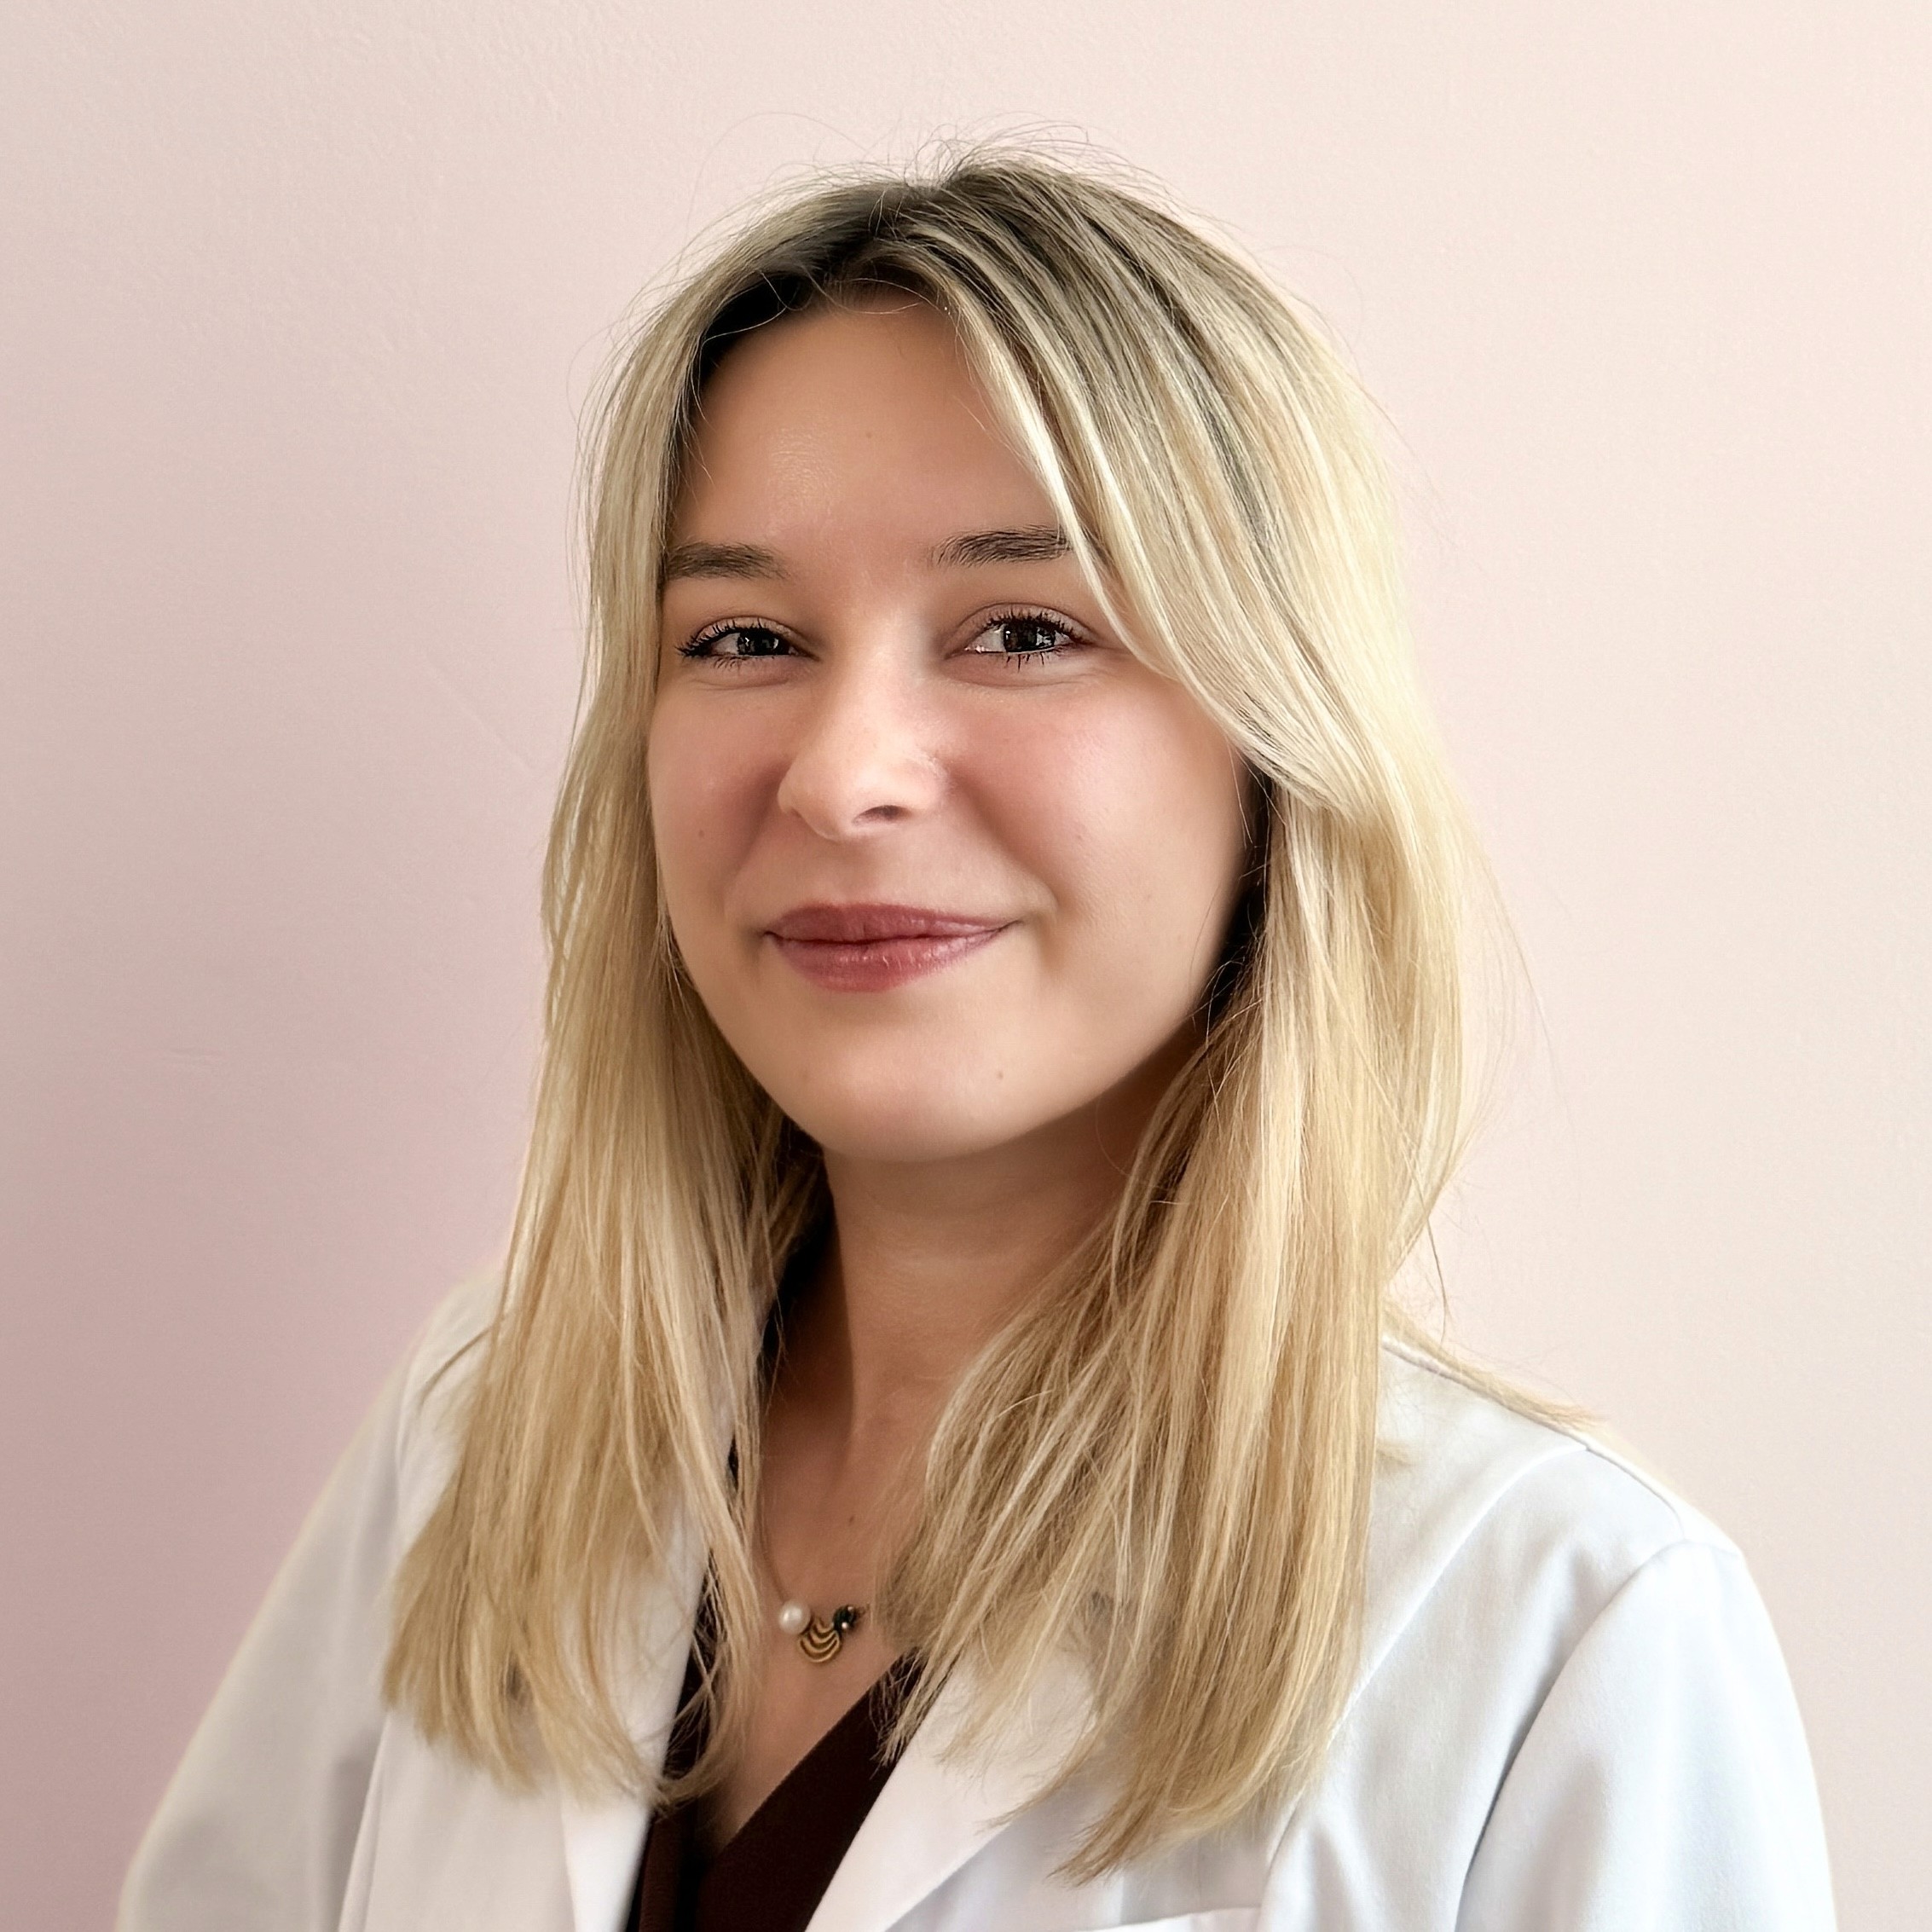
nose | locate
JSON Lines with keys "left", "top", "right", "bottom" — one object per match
{"left": 773, "top": 650, "right": 946, "bottom": 840}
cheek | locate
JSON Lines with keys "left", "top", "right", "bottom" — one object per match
{"left": 645, "top": 697, "right": 764, "bottom": 940}
{"left": 978, "top": 691, "right": 1247, "bottom": 990}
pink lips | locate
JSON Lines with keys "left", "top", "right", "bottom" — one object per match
{"left": 765, "top": 902, "right": 1009, "bottom": 992}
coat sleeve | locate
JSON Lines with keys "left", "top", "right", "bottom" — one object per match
{"left": 118, "top": 1341, "right": 415, "bottom": 1932}
{"left": 1455, "top": 1536, "right": 1836, "bottom": 1931}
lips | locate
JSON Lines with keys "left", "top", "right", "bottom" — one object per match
{"left": 764, "top": 902, "right": 1010, "bottom": 992}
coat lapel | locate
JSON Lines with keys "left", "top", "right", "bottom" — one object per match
{"left": 805, "top": 1657, "right": 1098, "bottom": 1932}
{"left": 559, "top": 1786, "right": 654, "bottom": 1932}
{"left": 558, "top": 1524, "right": 709, "bottom": 1932}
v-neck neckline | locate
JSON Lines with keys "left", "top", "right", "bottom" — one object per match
{"left": 628, "top": 1642, "right": 922, "bottom": 1932}
{"left": 700, "top": 1659, "right": 909, "bottom": 1866}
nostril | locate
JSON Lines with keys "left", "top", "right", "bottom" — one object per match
{"left": 772, "top": 716, "right": 944, "bottom": 836}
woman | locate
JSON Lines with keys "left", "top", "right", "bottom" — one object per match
{"left": 121, "top": 150, "right": 1835, "bottom": 1930}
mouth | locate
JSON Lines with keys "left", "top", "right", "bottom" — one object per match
{"left": 763, "top": 902, "right": 1012, "bottom": 992}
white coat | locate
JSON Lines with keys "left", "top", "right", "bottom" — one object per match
{"left": 120, "top": 1274, "right": 1837, "bottom": 1931}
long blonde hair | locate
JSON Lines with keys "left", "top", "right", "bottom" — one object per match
{"left": 386, "top": 146, "right": 1540, "bottom": 1874}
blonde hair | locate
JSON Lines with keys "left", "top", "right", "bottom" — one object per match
{"left": 386, "top": 146, "right": 1553, "bottom": 1874}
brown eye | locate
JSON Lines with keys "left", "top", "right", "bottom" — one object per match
{"left": 965, "top": 611, "right": 1080, "bottom": 658}
{"left": 680, "top": 623, "right": 793, "bottom": 662}
{"left": 996, "top": 618, "right": 1062, "bottom": 654}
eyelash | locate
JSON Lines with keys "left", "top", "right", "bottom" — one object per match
{"left": 967, "top": 606, "right": 1090, "bottom": 668}
{"left": 676, "top": 607, "right": 1090, "bottom": 668}
{"left": 677, "top": 619, "right": 793, "bottom": 663}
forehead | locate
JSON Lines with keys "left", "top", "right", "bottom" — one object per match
{"left": 671, "top": 298, "right": 1057, "bottom": 557}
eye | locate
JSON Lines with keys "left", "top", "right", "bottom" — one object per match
{"left": 678, "top": 622, "right": 796, "bottom": 663}
{"left": 961, "top": 609, "right": 1087, "bottom": 663}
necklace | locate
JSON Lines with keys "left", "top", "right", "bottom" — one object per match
{"left": 754, "top": 1509, "right": 868, "bottom": 1663}
{"left": 775, "top": 1596, "right": 865, "bottom": 1663}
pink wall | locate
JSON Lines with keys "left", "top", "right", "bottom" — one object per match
{"left": 3, "top": 4, "right": 1925, "bottom": 1926}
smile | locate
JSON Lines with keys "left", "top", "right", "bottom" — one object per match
{"left": 764, "top": 902, "right": 1011, "bottom": 993}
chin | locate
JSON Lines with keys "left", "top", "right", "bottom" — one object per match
{"left": 757, "top": 1043, "right": 1054, "bottom": 1167}
{"left": 787, "top": 1095, "right": 1032, "bottom": 1169}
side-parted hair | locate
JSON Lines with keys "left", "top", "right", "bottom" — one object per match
{"left": 385, "top": 145, "right": 1563, "bottom": 1875}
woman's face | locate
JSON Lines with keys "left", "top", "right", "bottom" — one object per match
{"left": 649, "top": 296, "right": 1250, "bottom": 1167}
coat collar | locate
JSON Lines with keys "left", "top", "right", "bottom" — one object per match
{"left": 557, "top": 1545, "right": 1092, "bottom": 1932}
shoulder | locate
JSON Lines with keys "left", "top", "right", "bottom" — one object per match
{"left": 1275, "top": 1343, "right": 1835, "bottom": 1925}
{"left": 387, "top": 1268, "right": 505, "bottom": 1537}
{"left": 1251, "top": 1349, "right": 1834, "bottom": 1923}
{"left": 1247, "top": 1341, "right": 1832, "bottom": 1920}
{"left": 1364, "top": 1338, "right": 1736, "bottom": 1679}
{"left": 400, "top": 1266, "right": 503, "bottom": 1399}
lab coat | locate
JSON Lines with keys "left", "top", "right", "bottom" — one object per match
{"left": 120, "top": 1274, "right": 1837, "bottom": 1931}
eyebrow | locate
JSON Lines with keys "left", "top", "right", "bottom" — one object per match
{"left": 659, "top": 525, "right": 1073, "bottom": 587}
{"left": 659, "top": 541, "right": 786, "bottom": 585}
{"left": 930, "top": 525, "right": 1072, "bottom": 568}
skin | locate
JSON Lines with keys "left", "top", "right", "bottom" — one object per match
{"left": 648, "top": 293, "right": 1251, "bottom": 1843}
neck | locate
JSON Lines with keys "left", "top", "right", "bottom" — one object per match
{"left": 781, "top": 1030, "right": 1194, "bottom": 1460}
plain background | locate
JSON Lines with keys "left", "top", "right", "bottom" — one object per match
{"left": 3, "top": 3, "right": 1925, "bottom": 1926}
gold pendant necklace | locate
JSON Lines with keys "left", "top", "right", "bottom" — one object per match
{"left": 775, "top": 1598, "right": 864, "bottom": 1663}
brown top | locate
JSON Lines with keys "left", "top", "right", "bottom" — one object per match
{"left": 628, "top": 1648, "right": 917, "bottom": 1932}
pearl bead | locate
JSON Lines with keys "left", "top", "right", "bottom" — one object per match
{"left": 777, "top": 1599, "right": 809, "bottom": 1636}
